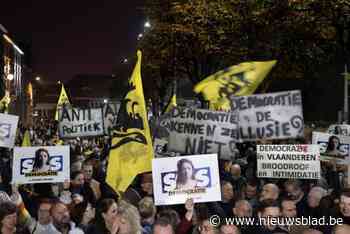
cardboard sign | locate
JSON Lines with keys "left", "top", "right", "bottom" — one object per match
{"left": 0, "top": 113, "right": 19, "bottom": 148}
{"left": 12, "top": 146, "right": 70, "bottom": 184}
{"left": 153, "top": 138, "right": 178, "bottom": 158}
{"left": 58, "top": 107, "right": 104, "bottom": 138}
{"left": 312, "top": 131, "right": 350, "bottom": 164}
{"left": 328, "top": 124, "right": 350, "bottom": 136}
{"left": 257, "top": 145, "right": 320, "bottom": 179}
{"left": 103, "top": 102, "right": 120, "bottom": 135}
{"left": 166, "top": 107, "right": 239, "bottom": 158}
{"left": 231, "top": 90, "right": 304, "bottom": 141}
{"left": 152, "top": 154, "right": 221, "bottom": 205}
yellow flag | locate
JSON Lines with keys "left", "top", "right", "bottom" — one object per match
{"left": 27, "top": 83, "right": 33, "bottom": 106}
{"left": 106, "top": 50, "right": 154, "bottom": 193}
{"left": 55, "top": 84, "right": 71, "bottom": 120}
{"left": 22, "top": 130, "right": 31, "bottom": 147}
{"left": 194, "top": 60, "right": 277, "bottom": 110}
{"left": 0, "top": 91, "right": 11, "bottom": 113}
{"left": 164, "top": 94, "right": 177, "bottom": 113}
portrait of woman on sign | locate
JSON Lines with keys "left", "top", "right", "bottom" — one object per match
{"left": 175, "top": 158, "right": 199, "bottom": 191}
{"left": 32, "top": 148, "right": 52, "bottom": 172}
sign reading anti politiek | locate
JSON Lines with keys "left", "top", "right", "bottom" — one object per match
{"left": 0, "top": 113, "right": 19, "bottom": 148}
{"left": 257, "top": 145, "right": 320, "bottom": 179}
{"left": 12, "top": 146, "right": 70, "bottom": 184}
{"left": 166, "top": 107, "right": 239, "bottom": 158}
{"left": 152, "top": 154, "right": 221, "bottom": 206}
{"left": 58, "top": 107, "right": 104, "bottom": 138}
{"left": 231, "top": 90, "right": 304, "bottom": 141}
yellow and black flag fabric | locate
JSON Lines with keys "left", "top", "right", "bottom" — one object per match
{"left": 22, "top": 130, "right": 31, "bottom": 147}
{"left": 106, "top": 50, "right": 154, "bottom": 193}
{"left": 163, "top": 80, "right": 177, "bottom": 114}
{"left": 194, "top": 60, "right": 277, "bottom": 110}
{"left": 55, "top": 84, "right": 71, "bottom": 121}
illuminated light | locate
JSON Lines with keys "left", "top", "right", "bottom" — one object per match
{"left": 3, "top": 35, "right": 24, "bottom": 55}
{"left": 6, "top": 74, "right": 14, "bottom": 81}
{"left": 138, "top": 33, "right": 143, "bottom": 40}
{"left": 35, "top": 76, "right": 41, "bottom": 81}
{"left": 144, "top": 21, "right": 151, "bottom": 28}
{"left": 103, "top": 99, "right": 108, "bottom": 103}
{"left": 123, "top": 58, "right": 128, "bottom": 63}
{"left": 57, "top": 80, "right": 61, "bottom": 84}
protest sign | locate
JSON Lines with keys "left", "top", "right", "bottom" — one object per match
{"left": 58, "top": 107, "right": 104, "bottom": 138}
{"left": 328, "top": 124, "right": 350, "bottom": 136}
{"left": 312, "top": 131, "right": 350, "bottom": 164}
{"left": 152, "top": 154, "right": 221, "bottom": 205}
{"left": 257, "top": 145, "right": 320, "bottom": 179}
{"left": 103, "top": 102, "right": 120, "bottom": 135}
{"left": 12, "top": 146, "right": 70, "bottom": 184}
{"left": 231, "top": 90, "right": 304, "bottom": 141}
{"left": 165, "top": 107, "right": 239, "bottom": 158}
{"left": 153, "top": 138, "right": 178, "bottom": 158}
{"left": 0, "top": 113, "right": 19, "bottom": 148}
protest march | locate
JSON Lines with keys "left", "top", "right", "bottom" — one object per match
{"left": 2, "top": 2, "right": 350, "bottom": 234}
{"left": 0, "top": 50, "right": 347, "bottom": 234}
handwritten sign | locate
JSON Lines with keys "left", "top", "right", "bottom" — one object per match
{"left": 231, "top": 90, "right": 304, "bottom": 141}
{"left": 165, "top": 107, "right": 239, "bottom": 158}
{"left": 58, "top": 107, "right": 104, "bottom": 138}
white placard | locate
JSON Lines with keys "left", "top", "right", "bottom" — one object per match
{"left": 152, "top": 154, "right": 221, "bottom": 206}
{"left": 312, "top": 131, "right": 350, "bottom": 164}
{"left": 12, "top": 146, "right": 70, "bottom": 184}
{"left": 0, "top": 113, "right": 19, "bottom": 148}
{"left": 58, "top": 107, "right": 104, "bottom": 138}
{"left": 103, "top": 102, "right": 120, "bottom": 135}
{"left": 231, "top": 90, "right": 304, "bottom": 141}
{"left": 166, "top": 107, "right": 239, "bottom": 158}
{"left": 257, "top": 145, "right": 320, "bottom": 179}
{"left": 327, "top": 124, "right": 350, "bottom": 136}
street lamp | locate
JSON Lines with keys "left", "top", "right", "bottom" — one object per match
{"left": 144, "top": 21, "right": 151, "bottom": 28}
{"left": 35, "top": 76, "right": 41, "bottom": 81}
{"left": 103, "top": 99, "right": 108, "bottom": 104}
{"left": 137, "top": 33, "right": 143, "bottom": 40}
{"left": 6, "top": 74, "right": 14, "bottom": 81}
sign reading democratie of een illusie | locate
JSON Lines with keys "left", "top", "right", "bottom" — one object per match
{"left": 312, "top": 131, "right": 350, "bottom": 164}
{"left": 257, "top": 145, "right": 321, "bottom": 180}
{"left": 152, "top": 154, "right": 221, "bottom": 206}
{"left": 166, "top": 107, "right": 239, "bottom": 158}
{"left": 0, "top": 113, "right": 19, "bottom": 148}
{"left": 12, "top": 146, "right": 70, "bottom": 184}
{"left": 231, "top": 90, "right": 304, "bottom": 141}
{"left": 58, "top": 107, "right": 104, "bottom": 138}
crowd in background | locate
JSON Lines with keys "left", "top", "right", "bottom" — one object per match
{"left": 0, "top": 120, "right": 348, "bottom": 234}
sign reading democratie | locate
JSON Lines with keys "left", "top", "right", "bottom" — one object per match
{"left": 12, "top": 146, "right": 70, "bottom": 184}
{"left": 0, "top": 113, "right": 19, "bottom": 148}
{"left": 166, "top": 107, "right": 239, "bottom": 158}
{"left": 152, "top": 154, "right": 221, "bottom": 206}
{"left": 58, "top": 107, "right": 104, "bottom": 138}
{"left": 103, "top": 102, "right": 120, "bottom": 135}
{"left": 231, "top": 90, "right": 304, "bottom": 141}
{"left": 257, "top": 145, "right": 320, "bottom": 179}
{"left": 312, "top": 131, "right": 350, "bottom": 164}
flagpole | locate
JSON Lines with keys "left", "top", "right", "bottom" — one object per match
{"left": 344, "top": 64, "right": 348, "bottom": 124}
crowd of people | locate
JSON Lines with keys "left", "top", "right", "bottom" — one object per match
{"left": 0, "top": 119, "right": 348, "bottom": 234}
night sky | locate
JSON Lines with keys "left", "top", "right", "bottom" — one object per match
{"left": 1, "top": 0, "right": 144, "bottom": 82}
